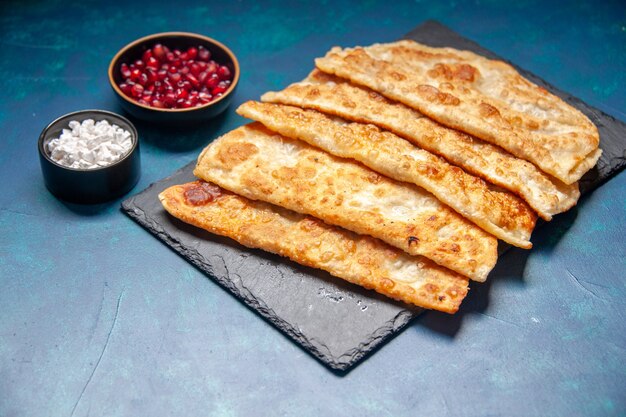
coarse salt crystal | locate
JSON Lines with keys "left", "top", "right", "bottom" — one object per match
{"left": 47, "top": 119, "right": 133, "bottom": 169}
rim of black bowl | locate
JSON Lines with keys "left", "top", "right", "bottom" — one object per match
{"left": 38, "top": 109, "right": 139, "bottom": 172}
{"left": 108, "top": 31, "right": 240, "bottom": 113}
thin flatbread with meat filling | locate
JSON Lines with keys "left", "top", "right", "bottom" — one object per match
{"left": 315, "top": 40, "right": 601, "bottom": 185}
{"left": 159, "top": 180, "right": 469, "bottom": 313}
{"left": 194, "top": 123, "right": 497, "bottom": 282}
{"left": 261, "top": 69, "right": 580, "bottom": 221}
{"left": 237, "top": 100, "right": 537, "bottom": 248}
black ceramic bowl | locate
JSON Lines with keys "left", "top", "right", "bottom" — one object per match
{"left": 38, "top": 110, "right": 141, "bottom": 204}
{"left": 108, "top": 32, "right": 240, "bottom": 124}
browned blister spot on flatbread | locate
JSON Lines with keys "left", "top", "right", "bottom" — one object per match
{"left": 216, "top": 141, "right": 259, "bottom": 169}
{"left": 427, "top": 63, "right": 478, "bottom": 82}
{"left": 389, "top": 71, "right": 407, "bottom": 81}
{"left": 159, "top": 180, "right": 470, "bottom": 313}
{"left": 417, "top": 85, "right": 461, "bottom": 106}
{"left": 182, "top": 181, "right": 223, "bottom": 206}
{"left": 479, "top": 102, "right": 500, "bottom": 118}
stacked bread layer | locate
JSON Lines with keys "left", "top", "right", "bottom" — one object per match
{"left": 160, "top": 40, "right": 600, "bottom": 314}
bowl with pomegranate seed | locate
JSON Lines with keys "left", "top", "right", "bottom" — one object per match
{"left": 108, "top": 32, "right": 239, "bottom": 124}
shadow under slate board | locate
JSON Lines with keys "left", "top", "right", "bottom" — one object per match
{"left": 122, "top": 21, "right": 626, "bottom": 372}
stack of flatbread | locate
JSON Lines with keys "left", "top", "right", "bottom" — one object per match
{"left": 159, "top": 40, "right": 601, "bottom": 314}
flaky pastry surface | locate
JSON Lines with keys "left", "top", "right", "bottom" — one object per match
{"left": 315, "top": 40, "right": 601, "bottom": 184}
{"left": 194, "top": 123, "right": 497, "bottom": 281}
{"left": 159, "top": 180, "right": 469, "bottom": 313}
{"left": 262, "top": 70, "right": 581, "bottom": 220}
{"left": 238, "top": 100, "right": 537, "bottom": 247}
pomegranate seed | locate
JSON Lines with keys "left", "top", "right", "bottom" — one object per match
{"left": 138, "top": 99, "right": 149, "bottom": 105}
{"left": 142, "top": 49, "right": 153, "bottom": 62}
{"left": 180, "top": 66, "right": 190, "bottom": 75}
{"left": 151, "top": 99, "right": 165, "bottom": 108}
{"left": 189, "top": 62, "right": 201, "bottom": 76}
{"left": 206, "top": 62, "right": 217, "bottom": 74}
{"left": 217, "top": 65, "right": 231, "bottom": 80}
{"left": 120, "top": 63, "right": 131, "bottom": 78}
{"left": 198, "top": 71, "right": 208, "bottom": 84}
{"left": 146, "top": 69, "right": 158, "bottom": 84}
{"left": 186, "top": 73, "right": 200, "bottom": 88}
{"left": 131, "top": 84, "right": 144, "bottom": 97}
{"left": 180, "top": 52, "right": 188, "bottom": 61}
{"left": 163, "top": 92, "right": 176, "bottom": 106}
{"left": 153, "top": 44, "right": 165, "bottom": 60}
{"left": 176, "top": 88, "right": 188, "bottom": 100}
{"left": 160, "top": 63, "right": 170, "bottom": 71}
{"left": 197, "top": 61, "right": 207, "bottom": 70}
{"left": 168, "top": 66, "right": 178, "bottom": 74}
{"left": 146, "top": 56, "right": 160, "bottom": 69}
{"left": 130, "top": 68, "right": 142, "bottom": 81}
{"left": 119, "top": 83, "right": 132, "bottom": 95}
{"left": 166, "top": 52, "right": 175, "bottom": 62}
{"left": 157, "top": 69, "right": 168, "bottom": 80}
{"left": 138, "top": 72, "right": 149, "bottom": 86}
{"left": 211, "top": 85, "right": 227, "bottom": 96}
{"left": 206, "top": 73, "right": 219, "bottom": 88}
{"left": 134, "top": 59, "right": 145, "bottom": 69}
{"left": 169, "top": 72, "right": 182, "bottom": 83}
{"left": 199, "top": 91, "right": 213, "bottom": 103}
{"left": 187, "top": 47, "right": 198, "bottom": 60}
{"left": 198, "top": 46, "right": 210, "bottom": 61}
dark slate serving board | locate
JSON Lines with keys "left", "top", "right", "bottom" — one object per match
{"left": 122, "top": 21, "right": 626, "bottom": 372}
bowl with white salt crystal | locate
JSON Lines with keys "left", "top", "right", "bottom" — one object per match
{"left": 38, "top": 109, "right": 141, "bottom": 204}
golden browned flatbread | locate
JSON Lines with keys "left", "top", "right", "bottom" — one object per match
{"left": 159, "top": 180, "right": 469, "bottom": 313}
{"left": 194, "top": 123, "right": 498, "bottom": 282}
{"left": 237, "top": 100, "right": 537, "bottom": 248}
{"left": 261, "top": 70, "right": 581, "bottom": 221}
{"left": 315, "top": 40, "right": 601, "bottom": 185}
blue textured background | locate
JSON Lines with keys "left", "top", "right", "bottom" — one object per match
{"left": 1, "top": 1, "right": 625, "bottom": 416}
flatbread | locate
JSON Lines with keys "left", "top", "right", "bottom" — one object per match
{"left": 261, "top": 70, "right": 581, "bottom": 221}
{"left": 315, "top": 40, "right": 601, "bottom": 185}
{"left": 237, "top": 100, "right": 537, "bottom": 248}
{"left": 194, "top": 123, "right": 498, "bottom": 282}
{"left": 159, "top": 180, "right": 469, "bottom": 313}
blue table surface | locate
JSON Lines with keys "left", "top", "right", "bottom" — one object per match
{"left": 1, "top": 1, "right": 625, "bottom": 416}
